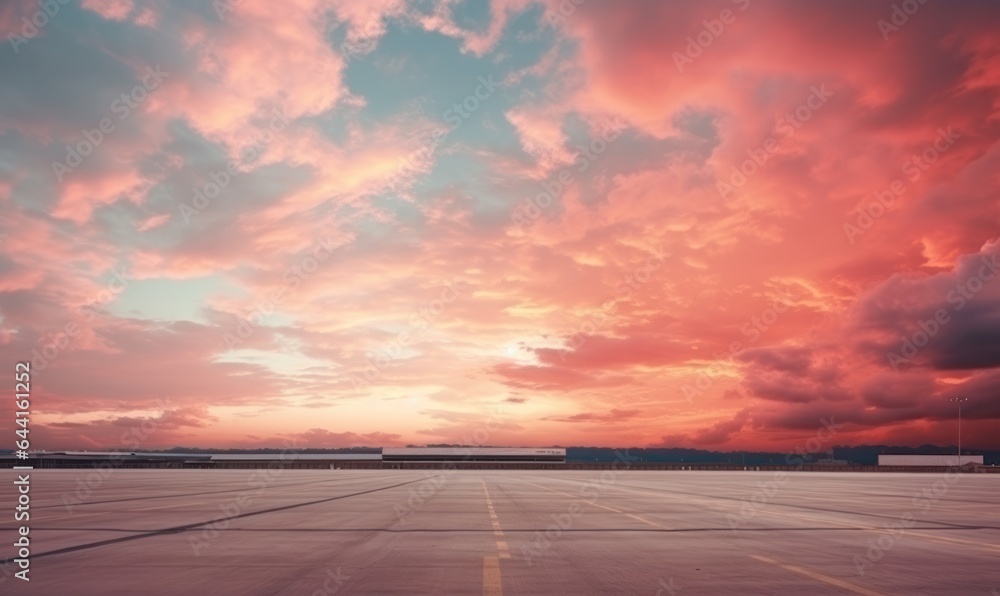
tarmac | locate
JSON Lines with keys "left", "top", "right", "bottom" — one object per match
{"left": 1, "top": 469, "right": 998, "bottom": 595}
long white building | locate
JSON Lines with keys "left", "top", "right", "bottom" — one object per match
{"left": 382, "top": 447, "right": 565, "bottom": 463}
{"left": 877, "top": 454, "right": 983, "bottom": 466}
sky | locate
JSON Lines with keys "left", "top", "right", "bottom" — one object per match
{"left": 1, "top": 0, "right": 999, "bottom": 451}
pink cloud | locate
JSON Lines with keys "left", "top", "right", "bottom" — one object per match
{"left": 82, "top": 0, "right": 134, "bottom": 21}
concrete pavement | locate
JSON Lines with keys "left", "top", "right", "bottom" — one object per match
{"left": 1, "top": 470, "right": 998, "bottom": 594}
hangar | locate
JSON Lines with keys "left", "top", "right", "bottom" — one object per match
{"left": 878, "top": 454, "right": 983, "bottom": 467}
{"left": 382, "top": 447, "right": 565, "bottom": 463}
{"left": 2, "top": 449, "right": 566, "bottom": 469}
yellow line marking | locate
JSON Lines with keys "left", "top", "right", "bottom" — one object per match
{"left": 742, "top": 507, "right": 1000, "bottom": 555}
{"left": 483, "top": 556, "right": 502, "bottom": 596}
{"left": 903, "top": 531, "right": 1000, "bottom": 554}
{"left": 749, "top": 554, "right": 884, "bottom": 596}
{"left": 521, "top": 480, "right": 667, "bottom": 528}
{"left": 481, "top": 480, "right": 511, "bottom": 559}
{"left": 550, "top": 478, "right": 1000, "bottom": 555}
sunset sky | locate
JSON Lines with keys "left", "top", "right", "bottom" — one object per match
{"left": 1, "top": 0, "right": 999, "bottom": 451}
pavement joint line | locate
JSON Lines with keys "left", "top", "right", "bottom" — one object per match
{"left": 521, "top": 480, "right": 666, "bottom": 528}
{"left": 748, "top": 554, "right": 885, "bottom": 596}
{"left": 545, "top": 477, "right": 980, "bottom": 531}
{"left": 29, "top": 511, "right": 114, "bottom": 524}
{"left": 520, "top": 477, "right": 712, "bottom": 522}
{"left": 126, "top": 501, "right": 210, "bottom": 512}
{"left": 27, "top": 474, "right": 376, "bottom": 510}
{"left": 757, "top": 493, "right": 994, "bottom": 515}
{"left": 756, "top": 505, "right": 1000, "bottom": 553}
{"left": 734, "top": 502, "right": 1000, "bottom": 554}
{"left": 0, "top": 475, "right": 438, "bottom": 565}
{"left": 902, "top": 531, "right": 1000, "bottom": 553}
{"left": 11, "top": 470, "right": 999, "bottom": 593}
{"left": 535, "top": 476, "right": 998, "bottom": 548}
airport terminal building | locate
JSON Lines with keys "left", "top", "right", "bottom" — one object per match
{"left": 3, "top": 447, "right": 567, "bottom": 469}
{"left": 383, "top": 447, "right": 566, "bottom": 464}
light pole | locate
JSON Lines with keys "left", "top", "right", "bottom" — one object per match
{"left": 950, "top": 397, "right": 968, "bottom": 466}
